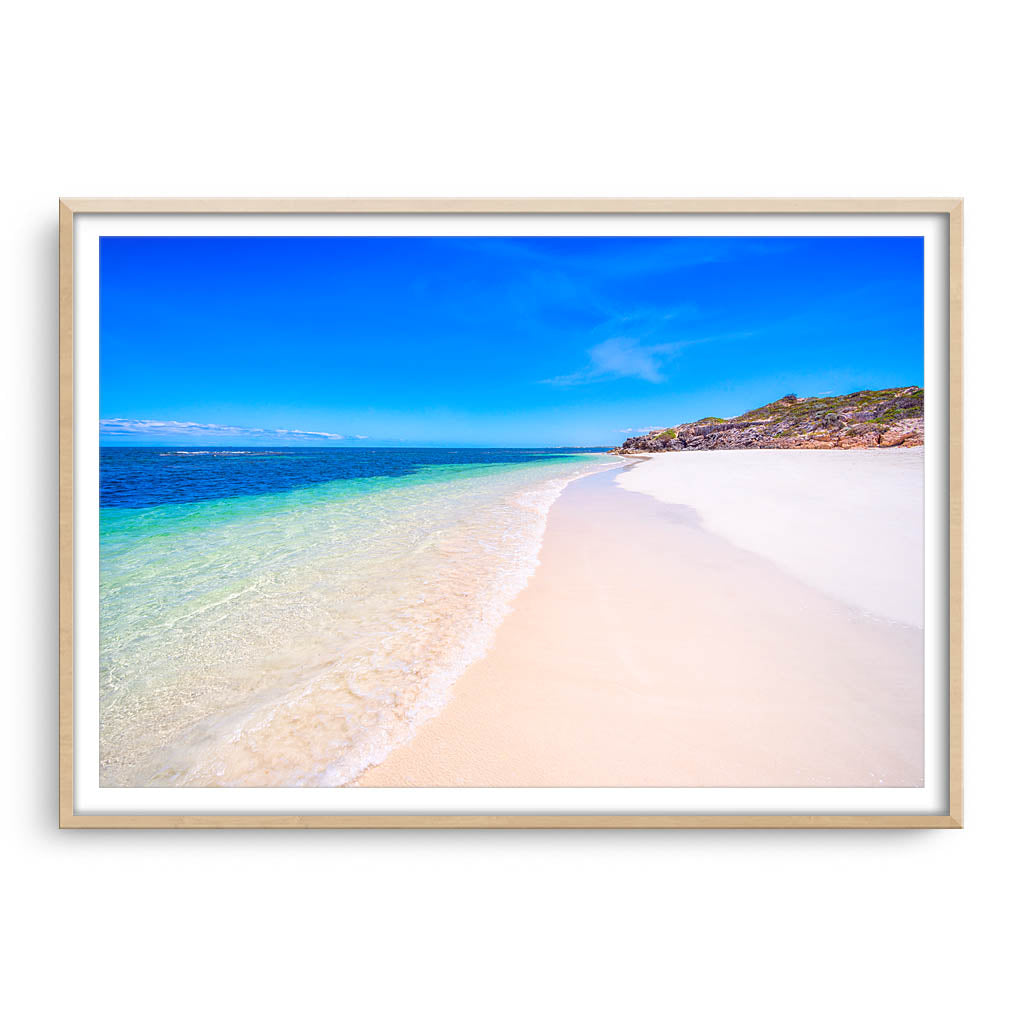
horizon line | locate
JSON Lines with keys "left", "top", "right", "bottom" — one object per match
{"left": 99, "top": 442, "right": 617, "bottom": 449}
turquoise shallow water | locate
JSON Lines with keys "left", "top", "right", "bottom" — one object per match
{"left": 100, "top": 449, "right": 618, "bottom": 786}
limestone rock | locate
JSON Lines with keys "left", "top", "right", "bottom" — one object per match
{"left": 611, "top": 387, "right": 924, "bottom": 454}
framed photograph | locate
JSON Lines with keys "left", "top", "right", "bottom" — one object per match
{"left": 59, "top": 198, "right": 962, "bottom": 829}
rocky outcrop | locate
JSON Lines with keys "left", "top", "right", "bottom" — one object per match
{"left": 610, "top": 387, "right": 923, "bottom": 454}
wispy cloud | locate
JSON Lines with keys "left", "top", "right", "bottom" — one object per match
{"left": 618, "top": 426, "right": 666, "bottom": 434}
{"left": 99, "top": 419, "right": 366, "bottom": 441}
{"left": 542, "top": 329, "right": 753, "bottom": 388}
{"left": 541, "top": 337, "right": 686, "bottom": 387}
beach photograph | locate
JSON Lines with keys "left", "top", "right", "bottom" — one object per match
{"left": 98, "top": 233, "right": 925, "bottom": 789}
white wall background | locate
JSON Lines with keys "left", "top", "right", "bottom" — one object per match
{"left": 3, "top": 2, "right": 1018, "bottom": 1021}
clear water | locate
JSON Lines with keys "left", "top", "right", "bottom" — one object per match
{"left": 100, "top": 447, "right": 618, "bottom": 786}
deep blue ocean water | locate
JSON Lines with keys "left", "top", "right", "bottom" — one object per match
{"left": 100, "top": 446, "right": 612, "bottom": 509}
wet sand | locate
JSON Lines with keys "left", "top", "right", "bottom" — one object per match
{"left": 357, "top": 460, "right": 923, "bottom": 788}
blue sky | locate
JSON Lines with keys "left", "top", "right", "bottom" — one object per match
{"left": 100, "top": 234, "right": 923, "bottom": 446}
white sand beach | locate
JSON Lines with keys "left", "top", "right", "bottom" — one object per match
{"left": 358, "top": 450, "right": 924, "bottom": 788}
{"left": 617, "top": 449, "right": 924, "bottom": 627}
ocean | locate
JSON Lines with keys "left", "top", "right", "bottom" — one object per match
{"left": 99, "top": 446, "right": 619, "bottom": 787}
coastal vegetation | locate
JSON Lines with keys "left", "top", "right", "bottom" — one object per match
{"left": 611, "top": 387, "right": 924, "bottom": 453}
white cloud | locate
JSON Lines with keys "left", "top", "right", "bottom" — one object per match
{"left": 99, "top": 419, "right": 365, "bottom": 442}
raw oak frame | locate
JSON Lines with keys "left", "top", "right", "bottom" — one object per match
{"left": 59, "top": 197, "right": 964, "bottom": 829}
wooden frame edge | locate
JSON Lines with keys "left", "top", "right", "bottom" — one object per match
{"left": 59, "top": 814, "right": 962, "bottom": 830}
{"left": 948, "top": 200, "right": 964, "bottom": 827}
{"left": 58, "top": 198, "right": 964, "bottom": 830}
{"left": 59, "top": 200, "right": 74, "bottom": 828}
{"left": 58, "top": 197, "right": 964, "bottom": 215}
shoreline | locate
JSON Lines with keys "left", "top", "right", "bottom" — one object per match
{"left": 101, "top": 451, "right": 618, "bottom": 787}
{"left": 356, "top": 455, "right": 924, "bottom": 788}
